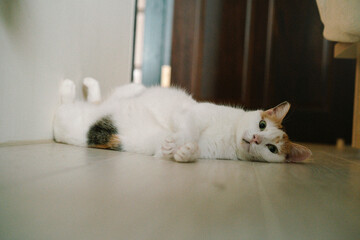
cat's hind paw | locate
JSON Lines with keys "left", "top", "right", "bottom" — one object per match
{"left": 60, "top": 79, "right": 76, "bottom": 104}
{"left": 161, "top": 136, "right": 177, "bottom": 160}
{"left": 174, "top": 142, "right": 198, "bottom": 163}
{"left": 83, "top": 77, "right": 101, "bottom": 103}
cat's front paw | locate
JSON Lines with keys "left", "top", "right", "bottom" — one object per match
{"left": 174, "top": 142, "right": 198, "bottom": 163}
{"left": 161, "top": 136, "right": 177, "bottom": 159}
{"left": 60, "top": 79, "right": 76, "bottom": 104}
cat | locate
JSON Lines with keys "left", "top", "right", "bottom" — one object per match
{"left": 53, "top": 78, "right": 312, "bottom": 163}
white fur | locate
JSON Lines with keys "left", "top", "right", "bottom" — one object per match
{"left": 54, "top": 79, "right": 291, "bottom": 163}
{"left": 83, "top": 77, "right": 101, "bottom": 103}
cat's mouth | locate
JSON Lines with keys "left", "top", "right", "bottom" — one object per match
{"left": 242, "top": 138, "right": 251, "bottom": 153}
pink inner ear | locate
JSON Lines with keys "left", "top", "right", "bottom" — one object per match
{"left": 265, "top": 109, "right": 274, "bottom": 115}
{"left": 265, "top": 102, "right": 290, "bottom": 122}
{"left": 286, "top": 143, "right": 312, "bottom": 162}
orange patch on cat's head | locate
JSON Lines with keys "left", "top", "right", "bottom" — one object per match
{"left": 260, "top": 111, "right": 284, "bottom": 129}
{"left": 277, "top": 134, "right": 312, "bottom": 162}
{"left": 279, "top": 134, "right": 292, "bottom": 155}
{"left": 262, "top": 101, "right": 291, "bottom": 128}
{"left": 260, "top": 112, "right": 292, "bottom": 155}
{"left": 260, "top": 101, "right": 312, "bottom": 162}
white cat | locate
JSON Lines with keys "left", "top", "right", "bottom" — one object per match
{"left": 53, "top": 78, "right": 312, "bottom": 163}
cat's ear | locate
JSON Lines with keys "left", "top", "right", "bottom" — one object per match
{"left": 286, "top": 143, "right": 312, "bottom": 162}
{"left": 265, "top": 101, "right": 291, "bottom": 122}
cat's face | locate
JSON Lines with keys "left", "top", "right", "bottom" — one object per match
{"left": 236, "top": 102, "right": 312, "bottom": 163}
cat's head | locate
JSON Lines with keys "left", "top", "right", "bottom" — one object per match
{"left": 236, "top": 102, "right": 312, "bottom": 163}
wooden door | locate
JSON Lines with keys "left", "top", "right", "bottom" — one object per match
{"left": 170, "top": 0, "right": 356, "bottom": 144}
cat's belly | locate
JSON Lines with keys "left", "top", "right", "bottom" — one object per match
{"left": 112, "top": 108, "right": 171, "bottom": 155}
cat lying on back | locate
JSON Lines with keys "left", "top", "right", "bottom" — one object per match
{"left": 53, "top": 78, "right": 312, "bottom": 163}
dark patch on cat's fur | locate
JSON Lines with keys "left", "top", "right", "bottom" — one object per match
{"left": 87, "top": 116, "right": 121, "bottom": 150}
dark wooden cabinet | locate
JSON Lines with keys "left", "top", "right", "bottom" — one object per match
{"left": 171, "top": 0, "right": 356, "bottom": 144}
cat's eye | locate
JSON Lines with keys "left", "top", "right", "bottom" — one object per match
{"left": 266, "top": 144, "right": 278, "bottom": 154}
{"left": 259, "top": 120, "right": 266, "bottom": 131}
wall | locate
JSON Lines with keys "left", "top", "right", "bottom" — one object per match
{"left": 0, "top": 0, "right": 135, "bottom": 143}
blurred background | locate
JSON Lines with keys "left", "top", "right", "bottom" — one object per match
{"left": 0, "top": 0, "right": 135, "bottom": 143}
{"left": 133, "top": 0, "right": 356, "bottom": 145}
{"left": 0, "top": 0, "right": 356, "bottom": 145}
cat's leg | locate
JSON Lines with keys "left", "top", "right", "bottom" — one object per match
{"left": 55, "top": 79, "right": 90, "bottom": 146}
{"left": 102, "top": 83, "right": 146, "bottom": 105}
{"left": 112, "top": 83, "right": 146, "bottom": 99}
{"left": 160, "top": 111, "right": 200, "bottom": 162}
{"left": 83, "top": 77, "right": 101, "bottom": 103}
{"left": 60, "top": 79, "right": 76, "bottom": 104}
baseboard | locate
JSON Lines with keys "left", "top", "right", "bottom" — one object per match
{"left": 0, "top": 139, "right": 54, "bottom": 147}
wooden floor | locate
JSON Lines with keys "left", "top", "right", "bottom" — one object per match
{"left": 0, "top": 143, "right": 359, "bottom": 240}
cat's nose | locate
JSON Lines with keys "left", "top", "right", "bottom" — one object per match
{"left": 252, "top": 134, "right": 262, "bottom": 144}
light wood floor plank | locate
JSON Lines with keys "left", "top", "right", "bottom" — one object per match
{"left": 0, "top": 143, "right": 359, "bottom": 240}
